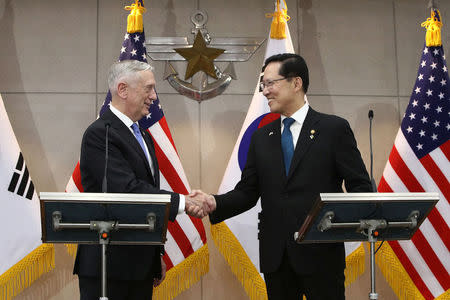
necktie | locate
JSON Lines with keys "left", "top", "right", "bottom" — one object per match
{"left": 131, "top": 123, "right": 150, "bottom": 162}
{"left": 281, "top": 117, "right": 295, "bottom": 175}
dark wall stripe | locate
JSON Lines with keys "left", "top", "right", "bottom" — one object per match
{"left": 15, "top": 153, "right": 24, "bottom": 171}
{"left": 25, "top": 181, "right": 34, "bottom": 200}
{"left": 8, "top": 172, "right": 20, "bottom": 193}
{"left": 17, "top": 167, "right": 29, "bottom": 196}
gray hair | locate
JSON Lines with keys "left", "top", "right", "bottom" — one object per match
{"left": 107, "top": 60, "right": 154, "bottom": 94}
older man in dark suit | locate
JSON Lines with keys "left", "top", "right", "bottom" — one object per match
{"left": 194, "top": 53, "right": 372, "bottom": 299}
{"left": 74, "top": 60, "right": 212, "bottom": 300}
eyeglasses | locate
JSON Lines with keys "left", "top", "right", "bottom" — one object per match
{"left": 259, "top": 77, "right": 292, "bottom": 92}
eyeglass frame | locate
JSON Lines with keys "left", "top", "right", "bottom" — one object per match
{"left": 259, "top": 76, "right": 294, "bottom": 92}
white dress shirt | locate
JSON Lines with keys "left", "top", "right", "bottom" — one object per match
{"left": 110, "top": 104, "right": 185, "bottom": 213}
{"left": 110, "top": 104, "right": 155, "bottom": 175}
{"left": 280, "top": 102, "right": 310, "bottom": 149}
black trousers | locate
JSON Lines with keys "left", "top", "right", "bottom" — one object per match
{"left": 264, "top": 252, "right": 345, "bottom": 300}
{"left": 78, "top": 276, "right": 154, "bottom": 300}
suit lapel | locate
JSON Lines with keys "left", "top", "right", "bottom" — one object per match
{"left": 141, "top": 129, "right": 160, "bottom": 188}
{"left": 263, "top": 119, "right": 288, "bottom": 181}
{"left": 102, "top": 109, "right": 154, "bottom": 179}
{"left": 287, "top": 108, "right": 320, "bottom": 179}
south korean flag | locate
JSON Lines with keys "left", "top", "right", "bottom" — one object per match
{"left": 0, "top": 94, "right": 42, "bottom": 278}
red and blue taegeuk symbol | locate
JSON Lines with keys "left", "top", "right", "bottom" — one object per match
{"left": 237, "top": 113, "right": 280, "bottom": 171}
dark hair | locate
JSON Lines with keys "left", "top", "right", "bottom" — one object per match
{"left": 263, "top": 53, "right": 309, "bottom": 93}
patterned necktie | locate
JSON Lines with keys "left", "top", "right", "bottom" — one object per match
{"left": 281, "top": 117, "right": 295, "bottom": 175}
{"left": 131, "top": 123, "right": 150, "bottom": 162}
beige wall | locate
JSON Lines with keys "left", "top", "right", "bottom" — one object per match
{"left": 1, "top": 0, "right": 449, "bottom": 299}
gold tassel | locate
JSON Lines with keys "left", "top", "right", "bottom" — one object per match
{"left": 421, "top": 10, "right": 443, "bottom": 47}
{"left": 153, "top": 244, "right": 209, "bottom": 300}
{"left": 374, "top": 242, "right": 450, "bottom": 299}
{"left": 0, "top": 244, "right": 55, "bottom": 300}
{"left": 377, "top": 241, "right": 450, "bottom": 299}
{"left": 211, "top": 222, "right": 268, "bottom": 300}
{"left": 375, "top": 242, "right": 426, "bottom": 300}
{"left": 124, "top": 0, "right": 147, "bottom": 34}
{"left": 265, "top": 0, "right": 290, "bottom": 39}
{"left": 65, "top": 243, "right": 78, "bottom": 258}
{"left": 344, "top": 243, "right": 365, "bottom": 287}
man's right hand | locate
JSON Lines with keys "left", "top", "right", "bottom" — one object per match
{"left": 185, "top": 190, "right": 216, "bottom": 218}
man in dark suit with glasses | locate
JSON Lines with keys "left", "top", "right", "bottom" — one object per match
{"left": 194, "top": 53, "right": 372, "bottom": 299}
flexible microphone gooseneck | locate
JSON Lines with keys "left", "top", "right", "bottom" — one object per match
{"left": 102, "top": 121, "right": 111, "bottom": 193}
{"left": 368, "top": 110, "right": 377, "bottom": 192}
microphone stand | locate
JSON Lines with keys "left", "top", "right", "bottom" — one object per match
{"left": 100, "top": 121, "right": 110, "bottom": 300}
{"left": 368, "top": 109, "right": 379, "bottom": 299}
{"left": 102, "top": 122, "right": 110, "bottom": 193}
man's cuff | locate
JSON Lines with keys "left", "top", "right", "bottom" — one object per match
{"left": 178, "top": 194, "right": 185, "bottom": 214}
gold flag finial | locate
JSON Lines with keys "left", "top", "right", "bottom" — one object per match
{"left": 265, "top": 0, "right": 290, "bottom": 39}
{"left": 124, "top": 0, "right": 146, "bottom": 33}
{"left": 421, "top": 9, "right": 443, "bottom": 47}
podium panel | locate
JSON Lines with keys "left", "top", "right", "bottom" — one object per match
{"left": 296, "top": 192, "right": 438, "bottom": 243}
{"left": 40, "top": 192, "right": 171, "bottom": 245}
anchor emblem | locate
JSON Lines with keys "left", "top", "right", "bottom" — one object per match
{"left": 145, "top": 10, "right": 265, "bottom": 102}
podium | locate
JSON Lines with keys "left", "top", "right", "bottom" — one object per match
{"left": 40, "top": 192, "right": 171, "bottom": 300}
{"left": 294, "top": 192, "right": 439, "bottom": 300}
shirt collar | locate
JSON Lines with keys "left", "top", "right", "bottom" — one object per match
{"left": 109, "top": 103, "right": 136, "bottom": 129}
{"left": 280, "top": 102, "right": 309, "bottom": 125}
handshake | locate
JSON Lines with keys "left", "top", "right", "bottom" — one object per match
{"left": 185, "top": 190, "right": 216, "bottom": 218}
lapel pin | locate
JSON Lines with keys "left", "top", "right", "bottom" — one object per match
{"left": 310, "top": 129, "right": 315, "bottom": 139}
{"left": 269, "top": 131, "right": 274, "bottom": 136}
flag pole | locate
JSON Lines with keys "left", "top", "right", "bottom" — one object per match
{"left": 427, "top": 0, "right": 436, "bottom": 10}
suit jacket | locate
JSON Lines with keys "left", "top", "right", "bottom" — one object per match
{"left": 73, "top": 107, "right": 180, "bottom": 280}
{"left": 210, "top": 107, "right": 372, "bottom": 275}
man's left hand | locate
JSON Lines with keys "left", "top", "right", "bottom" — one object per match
{"left": 153, "top": 256, "right": 166, "bottom": 287}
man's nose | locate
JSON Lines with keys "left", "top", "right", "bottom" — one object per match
{"left": 149, "top": 88, "right": 157, "bottom": 100}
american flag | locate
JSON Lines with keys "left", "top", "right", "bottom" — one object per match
{"left": 378, "top": 10, "right": 449, "bottom": 300}
{"left": 66, "top": 1, "right": 207, "bottom": 296}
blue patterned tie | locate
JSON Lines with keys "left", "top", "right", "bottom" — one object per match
{"left": 131, "top": 123, "right": 150, "bottom": 162}
{"left": 281, "top": 118, "right": 295, "bottom": 175}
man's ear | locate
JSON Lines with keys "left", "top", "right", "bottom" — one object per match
{"left": 117, "top": 82, "right": 128, "bottom": 98}
{"left": 294, "top": 77, "right": 303, "bottom": 93}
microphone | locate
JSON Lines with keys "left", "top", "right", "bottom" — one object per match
{"left": 368, "top": 110, "right": 377, "bottom": 192}
{"left": 102, "top": 121, "right": 111, "bottom": 193}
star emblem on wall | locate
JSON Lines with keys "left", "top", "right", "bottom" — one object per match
{"left": 145, "top": 9, "right": 264, "bottom": 101}
{"left": 174, "top": 32, "right": 225, "bottom": 80}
